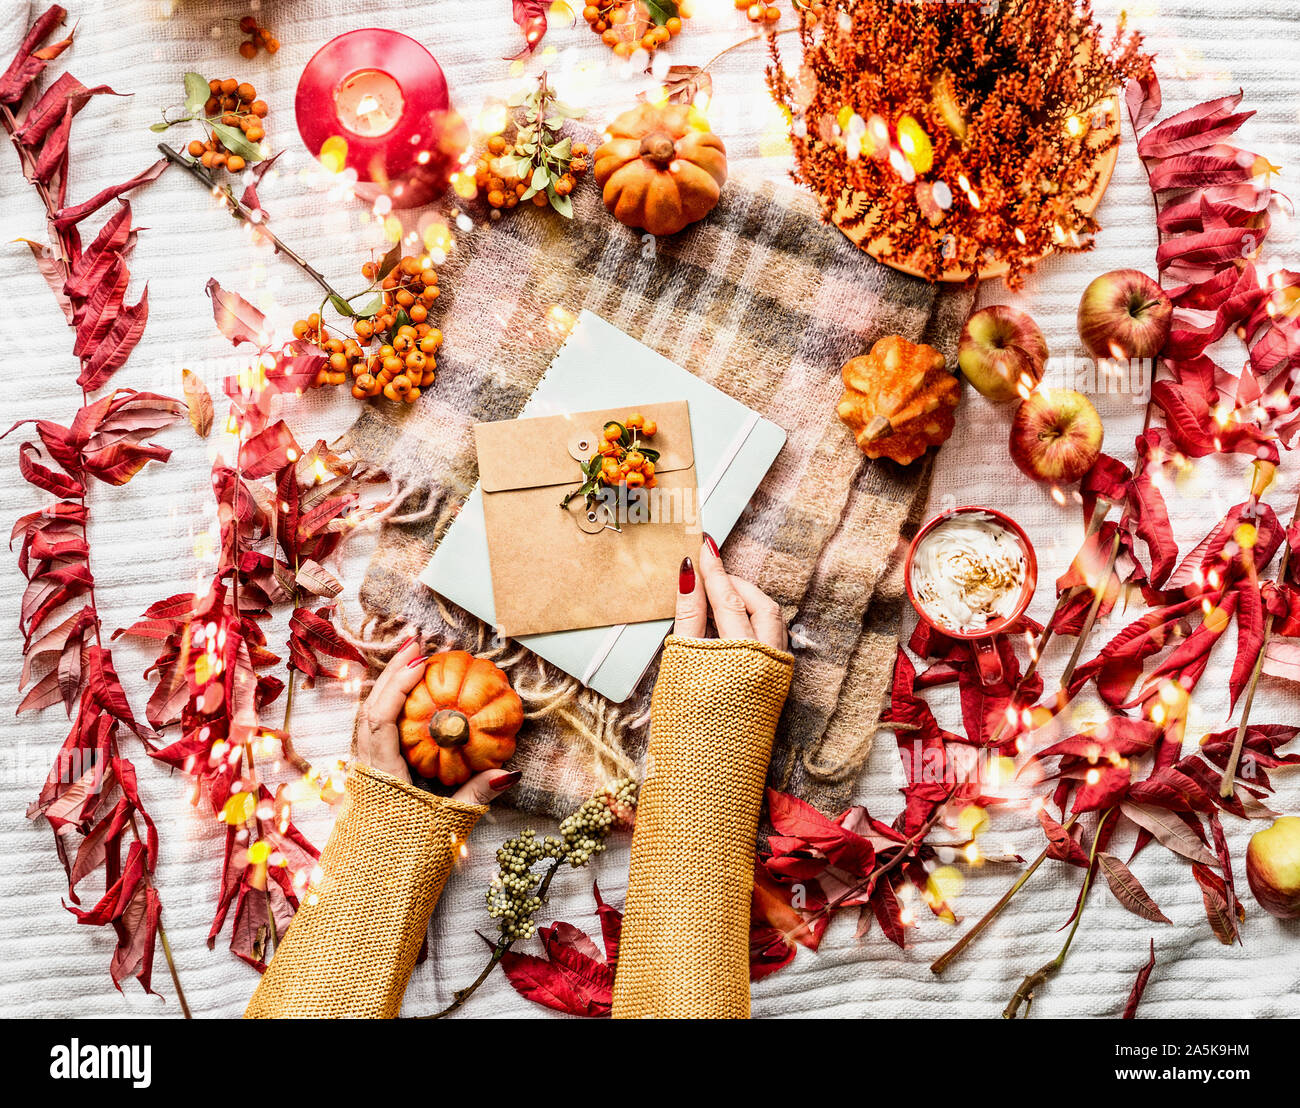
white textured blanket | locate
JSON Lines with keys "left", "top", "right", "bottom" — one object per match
{"left": 0, "top": 0, "right": 1297, "bottom": 1019}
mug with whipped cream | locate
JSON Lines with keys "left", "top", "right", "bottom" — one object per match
{"left": 904, "top": 507, "right": 1037, "bottom": 683}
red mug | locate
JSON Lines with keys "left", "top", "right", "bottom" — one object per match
{"left": 903, "top": 506, "right": 1038, "bottom": 686}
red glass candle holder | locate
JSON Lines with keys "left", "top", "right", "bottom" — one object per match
{"left": 295, "top": 28, "right": 465, "bottom": 209}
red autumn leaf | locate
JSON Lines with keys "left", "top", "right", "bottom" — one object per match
{"left": 752, "top": 861, "right": 826, "bottom": 952}
{"left": 592, "top": 881, "right": 621, "bottom": 964}
{"left": 287, "top": 606, "right": 365, "bottom": 684}
{"left": 1126, "top": 760, "right": 1219, "bottom": 815}
{"left": 239, "top": 419, "right": 298, "bottom": 480}
{"left": 63, "top": 201, "right": 135, "bottom": 302}
{"left": 1122, "top": 939, "right": 1157, "bottom": 1018}
{"left": 1125, "top": 67, "right": 1161, "bottom": 132}
{"left": 16, "top": 440, "right": 83, "bottom": 498}
{"left": 1145, "top": 145, "right": 1268, "bottom": 194}
{"left": 766, "top": 788, "right": 874, "bottom": 874}
{"left": 53, "top": 158, "right": 167, "bottom": 233}
{"left": 870, "top": 875, "right": 908, "bottom": 948}
{"left": 77, "top": 288, "right": 149, "bottom": 391}
{"left": 1096, "top": 851, "right": 1172, "bottom": 923}
{"left": 207, "top": 277, "right": 268, "bottom": 348}
{"left": 1129, "top": 432, "right": 1178, "bottom": 587}
{"left": 507, "top": 0, "right": 567, "bottom": 59}
{"left": 1200, "top": 724, "right": 1300, "bottom": 783}
{"left": 749, "top": 924, "right": 799, "bottom": 981}
{"left": 498, "top": 924, "right": 613, "bottom": 1017}
{"left": 1192, "top": 862, "right": 1241, "bottom": 945}
{"left": 15, "top": 72, "right": 118, "bottom": 146}
{"left": 71, "top": 257, "right": 128, "bottom": 354}
{"left": 0, "top": 4, "right": 71, "bottom": 105}
{"left": 1069, "top": 763, "right": 1134, "bottom": 815}
{"left": 16, "top": 237, "right": 74, "bottom": 322}
{"left": 1039, "top": 808, "right": 1090, "bottom": 867}
{"left": 1073, "top": 596, "right": 1203, "bottom": 705}
{"left": 1229, "top": 580, "right": 1264, "bottom": 711}
{"left": 1119, "top": 801, "right": 1218, "bottom": 866}
{"left": 1157, "top": 183, "right": 1269, "bottom": 237}
{"left": 1136, "top": 89, "right": 1250, "bottom": 160}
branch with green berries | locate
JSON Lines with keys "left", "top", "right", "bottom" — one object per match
{"left": 421, "top": 777, "right": 637, "bottom": 1018}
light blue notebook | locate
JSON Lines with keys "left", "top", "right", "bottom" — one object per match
{"left": 419, "top": 311, "right": 787, "bottom": 703}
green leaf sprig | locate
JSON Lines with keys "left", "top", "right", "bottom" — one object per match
{"left": 506, "top": 71, "right": 585, "bottom": 218}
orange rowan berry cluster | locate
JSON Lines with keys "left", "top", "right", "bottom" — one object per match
{"left": 581, "top": 2, "right": 685, "bottom": 58}
{"left": 237, "top": 15, "right": 280, "bottom": 58}
{"left": 595, "top": 413, "right": 660, "bottom": 490}
{"left": 185, "top": 77, "right": 267, "bottom": 173}
{"left": 291, "top": 255, "right": 444, "bottom": 404}
{"left": 473, "top": 133, "right": 590, "bottom": 211}
{"left": 736, "top": 0, "right": 782, "bottom": 25}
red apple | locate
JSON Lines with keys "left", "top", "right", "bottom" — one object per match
{"left": 1247, "top": 815, "right": 1300, "bottom": 919}
{"left": 1077, "top": 269, "right": 1172, "bottom": 360}
{"left": 958, "top": 305, "right": 1049, "bottom": 402}
{"left": 1008, "top": 388, "right": 1103, "bottom": 483}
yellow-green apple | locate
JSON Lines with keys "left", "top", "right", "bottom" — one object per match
{"left": 958, "top": 305, "right": 1049, "bottom": 402}
{"left": 1009, "top": 388, "right": 1103, "bottom": 483}
{"left": 1247, "top": 815, "right": 1300, "bottom": 919}
{"left": 1077, "top": 269, "right": 1172, "bottom": 360}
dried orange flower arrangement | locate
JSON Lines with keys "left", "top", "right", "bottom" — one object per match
{"left": 767, "top": 0, "right": 1153, "bottom": 286}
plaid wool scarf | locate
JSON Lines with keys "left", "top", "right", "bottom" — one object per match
{"left": 338, "top": 171, "right": 975, "bottom": 818}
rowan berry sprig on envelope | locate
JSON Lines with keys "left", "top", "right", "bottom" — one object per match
{"left": 152, "top": 72, "right": 268, "bottom": 175}
{"left": 562, "top": 413, "right": 661, "bottom": 510}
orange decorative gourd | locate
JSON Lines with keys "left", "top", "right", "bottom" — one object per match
{"left": 594, "top": 103, "right": 727, "bottom": 237}
{"left": 398, "top": 651, "right": 523, "bottom": 787}
{"left": 836, "top": 335, "right": 959, "bottom": 465}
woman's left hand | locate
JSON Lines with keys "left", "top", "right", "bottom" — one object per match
{"left": 355, "top": 637, "right": 521, "bottom": 804}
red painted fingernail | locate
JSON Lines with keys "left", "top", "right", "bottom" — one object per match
{"left": 490, "top": 770, "right": 522, "bottom": 792}
{"left": 406, "top": 653, "right": 430, "bottom": 668}
{"left": 704, "top": 533, "right": 720, "bottom": 558}
{"left": 399, "top": 635, "right": 417, "bottom": 652}
{"left": 679, "top": 556, "right": 695, "bottom": 594}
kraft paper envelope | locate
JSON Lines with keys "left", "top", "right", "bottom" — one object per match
{"left": 420, "top": 310, "right": 787, "bottom": 703}
{"left": 474, "top": 401, "right": 700, "bottom": 637}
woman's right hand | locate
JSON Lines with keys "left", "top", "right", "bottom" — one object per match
{"left": 673, "top": 536, "right": 788, "bottom": 651}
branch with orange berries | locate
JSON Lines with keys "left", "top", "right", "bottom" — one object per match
{"left": 561, "top": 414, "right": 661, "bottom": 512}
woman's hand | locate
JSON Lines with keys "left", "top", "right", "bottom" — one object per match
{"left": 674, "top": 535, "right": 788, "bottom": 651}
{"left": 354, "top": 637, "right": 521, "bottom": 804}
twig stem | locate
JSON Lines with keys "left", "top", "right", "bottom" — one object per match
{"left": 157, "top": 143, "right": 347, "bottom": 303}
{"left": 1002, "top": 809, "right": 1112, "bottom": 1018}
{"left": 930, "top": 813, "right": 1079, "bottom": 974}
{"left": 421, "top": 857, "right": 565, "bottom": 1019}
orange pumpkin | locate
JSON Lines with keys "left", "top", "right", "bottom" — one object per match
{"left": 593, "top": 103, "right": 727, "bottom": 237}
{"left": 398, "top": 651, "right": 523, "bottom": 787}
{"left": 836, "top": 335, "right": 959, "bottom": 465}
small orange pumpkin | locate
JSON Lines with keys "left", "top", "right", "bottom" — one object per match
{"left": 836, "top": 335, "right": 959, "bottom": 465}
{"left": 398, "top": 651, "right": 523, "bottom": 787}
{"left": 594, "top": 103, "right": 727, "bottom": 237}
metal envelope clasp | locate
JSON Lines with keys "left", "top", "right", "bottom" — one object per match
{"left": 568, "top": 430, "right": 599, "bottom": 462}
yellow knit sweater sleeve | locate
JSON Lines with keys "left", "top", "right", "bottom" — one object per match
{"left": 612, "top": 636, "right": 793, "bottom": 1019}
{"left": 245, "top": 763, "right": 486, "bottom": 1019}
